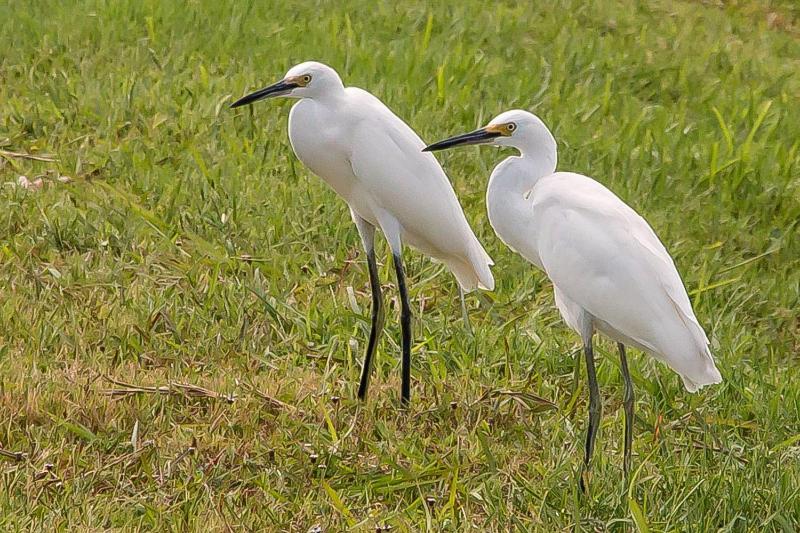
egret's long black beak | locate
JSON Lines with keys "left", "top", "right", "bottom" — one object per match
{"left": 423, "top": 127, "right": 502, "bottom": 152}
{"left": 230, "top": 79, "right": 298, "bottom": 108}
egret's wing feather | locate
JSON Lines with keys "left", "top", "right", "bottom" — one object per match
{"left": 348, "top": 111, "right": 467, "bottom": 246}
{"left": 623, "top": 202, "right": 710, "bottom": 344}
{"left": 345, "top": 89, "right": 493, "bottom": 289}
{"left": 532, "top": 174, "right": 714, "bottom": 371}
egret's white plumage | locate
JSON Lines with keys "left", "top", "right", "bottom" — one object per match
{"left": 281, "top": 62, "right": 494, "bottom": 291}
{"left": 431, "top": 109, "right": 720, "bottom": 389}
{"left": 425, "top": 109, "right": 721, "bottom": 483}
{"left": 232, "top": 61, "right": 493, "bottom": 403}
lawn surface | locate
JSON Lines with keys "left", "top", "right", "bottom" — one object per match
{"left": 1, "top": 0, "right": 799, "bottom": 530}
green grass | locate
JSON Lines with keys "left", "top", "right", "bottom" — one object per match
{"left": 1, "top": 0, "right": 799, "bottom": 530}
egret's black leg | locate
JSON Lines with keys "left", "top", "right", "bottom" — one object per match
{"left": 392, "top": 252, "right": 412, "bottom": 405}
{"left": 357, "top": 247, "right": 385, "bottom": 400}
{"left": 618, "top": 342, "right": 634, "bottom": 478}
{"left": 580, "top": 336, "right": 602, "bottom": 493}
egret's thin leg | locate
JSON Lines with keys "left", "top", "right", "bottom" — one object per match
{"left": 352, "top": 213, "right": 384, "bottom": 401}
{"left": 618, "top": 342, "right": 634, "bottom": 478}
{"left": 392, "top": 252, "right": 412, "bottom": 405}
{"left": 357, "top": 247, "right": 385, "bottom": 400}
{"left": 580, "top": 336, "right": 602, "bottom": 493}
{"left": 459, "top": 286, "right": 473, "bottom": 337}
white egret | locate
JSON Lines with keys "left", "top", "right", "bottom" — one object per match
{"left": 424, "top": 109, "right": 722, "bottom": 487}
{"left": 231, "top": 62, "right": 494, "bottom": 404}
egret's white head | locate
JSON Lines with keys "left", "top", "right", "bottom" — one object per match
{"left": 231, "top": 61, "right": 344, "bottom": 108}
{"left": 424, "top": 109, "right": 557, "bottom": 162}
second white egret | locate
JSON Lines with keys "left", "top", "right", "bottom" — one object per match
{"left": 231, "top": 62, "right": 494, "bottom": 405}
{"left": 425, "top": 109, "right": 722, "bottom": 488}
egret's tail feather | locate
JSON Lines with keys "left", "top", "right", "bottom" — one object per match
{"left": 447, "top": 247, "right": 494, "bottom": 293}
{"left": 679, "top": 349, "right": 722, "bottom": 393}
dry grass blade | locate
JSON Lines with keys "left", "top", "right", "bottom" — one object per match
{"left": 691, "top": 439, "right": 749, "bottom": 465}
{"left": 0, "top": 149, "right": 58, "bottom": 162}
{"left": 171, "top": 382, "right": 236, "bottom": 403}
{"left": 0, "top": 447, "right": 27, "bottom": 462}
{"left": 241, "top": 381, "right": 300, "bottom": 413}
{"left": 471, "top": 388, "right": 557, "bottom": 412}
{"left": 100, "top": 375, "right": 235, "bottom": 403}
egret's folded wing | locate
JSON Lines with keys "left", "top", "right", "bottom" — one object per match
{"left": 533, "top": 174, "right": 710, "bottom": 354}
{"left": 347, "top": 108, "right": 485, "bottom": 258}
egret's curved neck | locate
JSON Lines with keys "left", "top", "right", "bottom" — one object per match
{"left": 517, "top": 148, "right": 557, "bottom": 186}
{"left": 489, "top": 139, "right": 557, "bottom": 201}
{"left": 486, "top": 131, "right": 557, "bottom": 248}
{"left": 514, "top": 127, "right": 558, "bottom": 183}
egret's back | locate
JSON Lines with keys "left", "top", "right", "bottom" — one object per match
{"left": 532, "top": 173, "right": 721, "bottom": 391}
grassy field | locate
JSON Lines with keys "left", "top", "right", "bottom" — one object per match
{"left": 1, "top": 0, "right": 799, "bottom": 530}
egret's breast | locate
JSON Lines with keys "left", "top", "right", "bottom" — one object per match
{"left": 288, "top": 101, "right": 363, "bottom": 207}
{"left": 488, "top": 196, "right": 544, "bottom": 270}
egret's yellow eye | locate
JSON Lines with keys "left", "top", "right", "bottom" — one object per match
{"left": 506, "top": 123, "right": 516, "bottom": 133}
{"left": 300, "top": 75, "right": 312, "bottom": 85}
